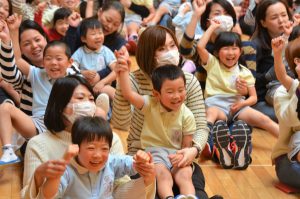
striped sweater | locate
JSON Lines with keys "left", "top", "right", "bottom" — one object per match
{"left": 111, "top": 69, "right": 209, "bottom": 155}
{"left": 0, "top": 42, "right": 80, "bottom": 116}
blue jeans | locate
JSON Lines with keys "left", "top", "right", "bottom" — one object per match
{"left": 275, "top": 155, "right": 300, "bottom": 188}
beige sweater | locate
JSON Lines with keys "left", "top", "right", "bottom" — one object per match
{"left": 22, "top": 130, "right": 155, "bottom": 199}
{"left": 272, "top": 79, "right": 300, "bottom": 161}
{"left": 111, "top": 69, "right": 209, "bottom": 155}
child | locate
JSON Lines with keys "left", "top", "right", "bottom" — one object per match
{"left": 71, "top": 17, "right": 117, "bottom": 99}
{"left": 39, "top": 116, "right": 154, "bottom": 198}
{"left": 271, "top": 35, "right": 300, "bottom": 188}
{"left": 116, "top": 62, "right": 197, "bottom": 199}
{"left": 0, "top": 15, "right": 77, "bottom": 165}
{"left": 123, "top": 0, "right": 155, "bottom": 54}
{"left": 196, "top": 19, "right": 279, "bottom": 169}
{"left": 35, "top": 5, "right": 72, "bottom": 41}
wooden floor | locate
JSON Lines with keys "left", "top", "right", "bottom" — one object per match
{"left": 1, "top": 128, "right": 299, "bottom": 199}
{"left": 1, "top": 57, "right": 299, "bottom": 198}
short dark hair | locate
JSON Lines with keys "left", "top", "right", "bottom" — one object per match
{"left": 80, "top": 17, "right": 102, "bottom": 38}
{"left": 44, "top": 75, "right": 94, "bottom": 133}
{"left": 151, "top": 65, "right": 186, "bottom": 92}
{"left": 53, "top": 7, "right": 72, "bottom": 26}
{"left": 43, "top": 40, "right": 71, "bottom": 59}
{"left": 200, "top": 0, "right": 237, "bottom": 31}
{"left": 71, "top": 116, "right": 113, "bottom": 147}
{"left": 19, "top": 20, "right": 48, "bottom": 43}
{"left": 6, "top": 0, "right": 12, "bottom": 16}
{"left": 214, "top": 32, "right": 242, "bottom": 55}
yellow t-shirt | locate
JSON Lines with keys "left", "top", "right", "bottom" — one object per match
{"left": 126, "top": 0, "right": 153, "bottom": 14}
{"left": 140, "top": 96, "right": 196, "bottom": 150}
{"left": 204, "top": 54, "right": 255, "bottom": 98}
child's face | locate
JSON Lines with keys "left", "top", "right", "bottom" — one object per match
{"left": 54, "top": 18, "right": 69, "bottom": 36}
{"left": 77, "top": 139, "right": 110, "bottom": 173}
{"left": 218, "top": 45, "right": 241, "bottom": 68}
{"left": 154, "top": 77, "right": 186, "bottom": 112}
{"left": 0, "top": 0, "right": 9, "bottom": 20}
{"left": 43, "top": 45, "right": 72, "bottom": 79}
{"left": 81, "top": 28, "right": 104, "bottom": 51}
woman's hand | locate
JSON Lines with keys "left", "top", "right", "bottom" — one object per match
{"left": 236, "top": 78, "right": 248, "bottom": 96}
{"left": 0, "top": 20, "right": 11, "bottom": 44}
{"left": 6, "top": 13, "right": 22, "bottom": 32}
{"left": 271, "top": 36, "right": 285, "bottom": 55}
{"left": 169, "top": 147, "right": 197, "bottom": 167}
{"left": 134, "top": 151, "right": 155, "bottom": 186}
{"left": 68, "top": 12, "right": 81, "bottom": 27}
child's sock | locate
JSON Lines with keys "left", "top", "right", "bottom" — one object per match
{"left": 0, "top": 144, "right": 19, "bottom": 164}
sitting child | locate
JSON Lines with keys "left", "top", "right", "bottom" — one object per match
{"left": 71, "top": 17, "right": 117, "bottom": 99}
{"left": 197, "top": 19, "right": 279, "bottom": 169}
{"left": 115, "top": 61, "right": 197, "bottom": 199}
{"left": 39, "top": 116, "right": 154, "bottom": 198}
{"left": 35, "top": 5, "right": 72, "bottom": 41}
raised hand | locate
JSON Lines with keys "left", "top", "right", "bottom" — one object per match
{"left": 63, "top": 144, "right": 79, "bottom": 163}
{"left": 0, "top": 20, "right": 10, "bottom": 44}
{"left": 283, "top": 20, "right": 293, "bottom": 38}
{"left": 271, "top": 36, "right": 285, "bottom": 55}
{"left": 192, "top": 0, "right": 207, "bottom": 18}
{"left": 68, "top": 12, "right": 81, "bottom": 27}
{"left": 133, "top": 150, "right": 151, "bottom": 163}
{"left": 6, "top": 13, "right": 22, "bottom": 32}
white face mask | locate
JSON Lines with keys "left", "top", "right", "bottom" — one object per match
{"left": 156, "top": 50, "right": 180, "bottom": 67}
{"left": 64, "top": 101, "right": 96, "bottom": 124}
{"left": 212, "top": 15, "right": 234, "bottom": 34}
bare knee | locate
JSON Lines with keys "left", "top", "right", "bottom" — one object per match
{"left": 0, "top": 103, "right": 15, "bottom": 114}
{"left": 173, "top": 166, "right": 193, "bottom": 185}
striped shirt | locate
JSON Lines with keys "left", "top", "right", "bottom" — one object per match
{"left": 0, "top": 42, "right": 80, "bottom": 116}
{"left": 111, "top": 69, "right": 209, "bottom": 155}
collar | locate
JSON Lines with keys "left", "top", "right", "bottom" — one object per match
{"left": 70, "top": 157, "right": 90, "bottom": 174}
{"left": 83, "top": 45, "right": 102, "bottom": 54}
{"left": 220, "top": 62, "right": 239, "bottom": 72}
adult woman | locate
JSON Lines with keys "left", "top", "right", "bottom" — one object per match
{"left": 65, "top": 1, "right": 126, "bottom": 54}
{"left": 111, "top": 25, "right": 209, "bottom": 198}
{"left": 22, "top": 75, "right": 155, "bottom": 199}
{"left": 252, "top": 0, "right": 292, "bottom": 121}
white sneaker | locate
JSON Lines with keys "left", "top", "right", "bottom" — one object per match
{"left": 0, "top": 147, "right": 21, "bottom": 166}
{"left": 96, "top": 93, "right": 110, "bottom": 115}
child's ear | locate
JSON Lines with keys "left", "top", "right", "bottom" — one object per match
{"left": 81, "top": 36, "right": 86, "bottom": 43}
{"left": 68, "top": 58, "right": 73, "bottom": 67}
{"left": 152, "top": 89, "right": 160, "bottom": 99}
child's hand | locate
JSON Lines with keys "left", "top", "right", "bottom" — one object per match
{"left": 63, "top": 144, "right": 79, "bottom": 163}
{"left": 82, "top": 70, "right": 97, "bottom": 80}
{"left": 68, "top": 12, "right": 81, "bottom": 27}
{"left": 192, "top": 0, "right": 206, "bottom": 18}
{"left": 133, "top": 150, "right": 151, "bottom": 163}
{"left": 36, "top": 1, "right": 48, "bottom": 12}
{"left": 236, "top": 78, "right": 248, "bottom": 96}
{"left": 0, "top": 20, "right": 11, "bottom": 44}
{"left": 271, "top": 36, "right": 285, "bottom": 55}
{"left": 182, "top": 3, "right": 191, "bottom": 14}
{"left": 114, "top": 52, "right": 130, "bottom": 75}
{"left": 133, "top": 152, "right": 155, "bottom": 186}
{"left": 6, "top": 14, "right": 22, "bottom": 32}
{"left": 93, "top": 81, "right": 105, "bottom": 94}
{"left": 168, "top": 152, "right": 184, "bottom": 168}
{"left": 230, "top": 101, "right": 243, "bottom": 115}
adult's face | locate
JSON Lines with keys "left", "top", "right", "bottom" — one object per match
{"left": 20, "top": 29, "right": 47, "bottom": 66}
{"left": 260, "top": 2, "right": 290, "bottom": 38}
{"left": 97, "top": 8, "right": 122, "bottom": 36}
